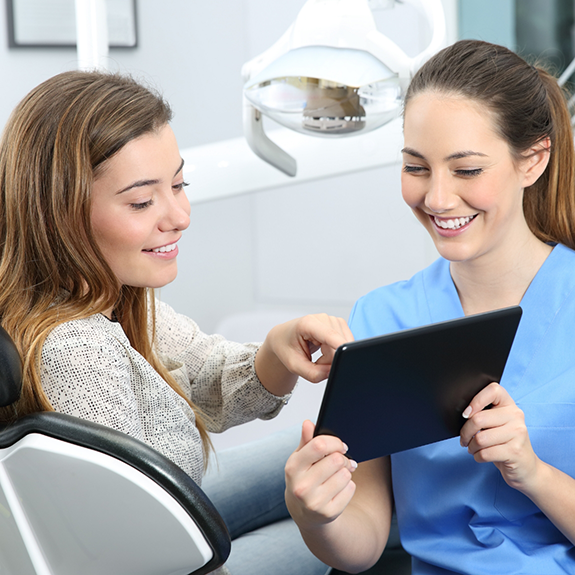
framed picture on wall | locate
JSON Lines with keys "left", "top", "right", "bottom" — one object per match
{"left": 6, "top": 0, "right": 138, "bottom": 48}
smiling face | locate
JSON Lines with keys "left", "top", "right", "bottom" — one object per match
{"left": 401, "top": 93, "right": 545, "bottom": 268}
{"left": 90, "top": 124, "right": 190, "bottom": 289}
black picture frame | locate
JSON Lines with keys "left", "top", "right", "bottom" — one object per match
{"left": 6, "top": 0, "right": 138, "bottom": 49}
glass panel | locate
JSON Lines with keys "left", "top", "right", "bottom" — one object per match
{"left": 458, "top": 0, "right": 575, "bottom": 76}
{"left": 515, "top": 0, "right": 574, "bottom": 74}
{"left": 458, "top": 0, "right": 516, "bottom": 50}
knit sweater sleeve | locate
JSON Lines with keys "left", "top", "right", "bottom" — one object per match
{"left": 153, "top": 299, "right": 290, "bottom": 432}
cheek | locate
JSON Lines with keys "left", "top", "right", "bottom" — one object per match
{"left": 400, "top": 174, "right": 422, "bottom": 209}
{"left": 180, "top": 192, "right": 191, "bottom": 217}
{"left": 91, "top": 217, "right": 121, "bottom": 251}
{"left": 464, "top": 181, "right": 501, "bottom": 212}
{"left": 91, "top": 212, "right": 142, "bottom": 259}
{"left": 90, "top": 215, "right": 112, "bottom": 253}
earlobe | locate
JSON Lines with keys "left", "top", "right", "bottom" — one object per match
{"left": 522, "top": 137, "right": 551, "bottom": 188}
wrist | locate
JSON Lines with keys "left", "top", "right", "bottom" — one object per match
{"left": 254, "top": 336, "right": 297, "bottom": 396}
{"left": 514, "top": 457, "right": 551, "bottom": 500}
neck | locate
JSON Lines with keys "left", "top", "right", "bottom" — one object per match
{"left": 101, "top": 307, "right": 114, "bottom": 320}
{"left": 450, "top": 233, "right": 552, "bottom": 316}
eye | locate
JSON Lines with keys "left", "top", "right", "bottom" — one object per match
{"left": 455, "top": 168, "right": 483, "bottom": 177}
{"left": 130, "top": 199, "right": 154, "bottom": 211}
{"left": 173, "top": 181, "right": 190, "bottom": 192}
{"left": 403, "top": 165, "right": 427, "bottom": 174}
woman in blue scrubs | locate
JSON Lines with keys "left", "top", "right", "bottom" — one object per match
{"left": 285, "top": 39, "right": 575, "bottom": 574}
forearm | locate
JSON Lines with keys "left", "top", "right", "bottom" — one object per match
{"left": 520, "top": 459, "right": 575, "bottom": 545}
{"left": 254, "top": 336, "right": 299, "bottom": 396}
{"left": 297, "top": 502, "right": 390, "bottom": 573}
{"left": 189, "top": 338, "right": 289, "bottom": 431}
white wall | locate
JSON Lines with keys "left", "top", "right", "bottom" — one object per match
{"left": 0, "top": 0, "right": 453, "bottom": 449}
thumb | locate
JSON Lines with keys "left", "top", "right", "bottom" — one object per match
{"left": 297, "top": 419, "right": 315, "bottom": 451}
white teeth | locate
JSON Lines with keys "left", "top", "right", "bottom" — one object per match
{"left": 152, "top": 243, "right": 177, "bottom": 253}
{"left": 434, "top": 215, "right": 475, "bottom": 230}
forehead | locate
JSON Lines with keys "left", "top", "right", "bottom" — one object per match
{"left": 403, "top": 92, "right": 505, "bottom": 153}
{"left": 94, "top": 125, "right": 178, "bottom": 180}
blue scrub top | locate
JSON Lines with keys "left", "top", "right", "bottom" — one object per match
{"left": 349, "top": 243, "right": 575, "bottom": 574}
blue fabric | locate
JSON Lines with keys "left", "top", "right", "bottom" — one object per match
{"left": 202, "top": 426, "right": 331, "bottom": 575}
{"left": 348, "top": 243, "right": 575, "bottom": 574}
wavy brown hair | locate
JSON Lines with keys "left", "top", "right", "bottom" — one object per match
{"left": 405, "top": 39, "right": 575, "bottom": 249}
{"left": 0, "top": 71, "right": 210, "bottom": 457}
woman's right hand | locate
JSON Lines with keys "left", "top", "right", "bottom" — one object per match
{"left": 286, "top": 420, "right": 393, "bottom": 572}
{"left": 285, "top": 419, "right": 358, "bottom": 530}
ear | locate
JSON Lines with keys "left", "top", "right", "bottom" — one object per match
{"left": 520, "top": 137, "right": 551, "bottom": 188}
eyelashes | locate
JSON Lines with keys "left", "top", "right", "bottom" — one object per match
{"left": 130, "top": 181, "right": 189, "bottom": 211}
{"left": 455, "top": 168, "right": 483, "bottom": 177}
{"left": 130, "top": 199, "right": 153, "bottom": 210}
{"left": 403, "top": 165, "right": 426, "bottom": 174}
{"left": 173, "top": 181, "right": 190, "bottom": 191}
{"left": 403, "top": 165, "right": 484, "bottom": 177}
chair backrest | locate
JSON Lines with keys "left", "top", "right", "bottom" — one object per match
{"left": 0, "top": 326, "right": 230, "bottom": 575}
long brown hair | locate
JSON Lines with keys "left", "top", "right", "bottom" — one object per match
{"left": 0, "top": 71, "right": 210, "bottom": 456}
{"left": 405, "top": 39, "right": 575, "bottom": 249}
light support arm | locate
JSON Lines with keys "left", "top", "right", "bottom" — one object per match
{"left": 243, "top": 96, "right": 297, "bottom": 177}
{"left": 75, "top": 0, "right": 109, "bottom": 71}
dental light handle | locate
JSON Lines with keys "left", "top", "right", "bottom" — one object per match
{"left": 405, "top": 0, "right": 446, "bottom": 74}
{"left": 243, "top": 96, "right": 297, "bottom": 177}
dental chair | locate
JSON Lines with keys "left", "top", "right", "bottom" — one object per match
{"left": 0, "top": 326, "right": 230, "bottom": 575}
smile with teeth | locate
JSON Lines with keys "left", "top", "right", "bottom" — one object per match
{"left": 433, "top": 214, "right": 477, "bottom": 230}
{"left": 145, "top": 242, "right": 177, "bottom": 253}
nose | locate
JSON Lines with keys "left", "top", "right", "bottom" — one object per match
{"left": 424, "top": 172, "right": 458, "bottom": 214}
{"left": 159, "top": 191, "right": 190, "bottom": 232}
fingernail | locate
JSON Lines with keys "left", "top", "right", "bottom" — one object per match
{"left": 462, "top": 406, "right": 472, "bottom": 419}
{"left": 342, "top": 443, "right": 349, "bottom": 453}
{"left": 349, "top": 459, "right": 358, "bottom": 470}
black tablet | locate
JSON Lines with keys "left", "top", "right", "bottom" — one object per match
{"left": 314, "top": 306, "right": 522, "bottom": 462}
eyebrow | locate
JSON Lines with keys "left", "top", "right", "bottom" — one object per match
{"left": 401, "top": 147, "right": 487, "bottom": 162}
{"left": 116, "top": 158, "right": 185, "bottom": 195}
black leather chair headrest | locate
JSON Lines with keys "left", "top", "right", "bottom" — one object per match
{"left": 0, "top": 325, "right": 22, "bottom": 407}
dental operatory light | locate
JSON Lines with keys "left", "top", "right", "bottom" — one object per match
{"left": 242, "top": 0, "right": 446, "bottom": 177}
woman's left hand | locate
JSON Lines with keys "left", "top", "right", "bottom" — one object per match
{"left": 460, "top": 382, "right": 540, "bottom": 492}
{"left": 255, "top": 314, "right": 353, "bottom": 397}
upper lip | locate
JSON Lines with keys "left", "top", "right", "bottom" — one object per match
{"left": 144, "top": 238, "right": 180, "bottom": 251}
{"left": 429, "top": 214, "right": 478, "bottom": 230}
{"left": 429, "top": 214, "right": 476, "bottom": 220}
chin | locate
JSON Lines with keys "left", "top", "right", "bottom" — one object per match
{"left": 432, "top": 241, "right": 476, "bottom": 264}
{"left": 147, "top": 265, "right": 179, "bottom": 289}
{"left": 126, "top": 274, "right": 178, "bottom": 290}
{"left": 150, "top": 276, "right": 177, "bottom": 289}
